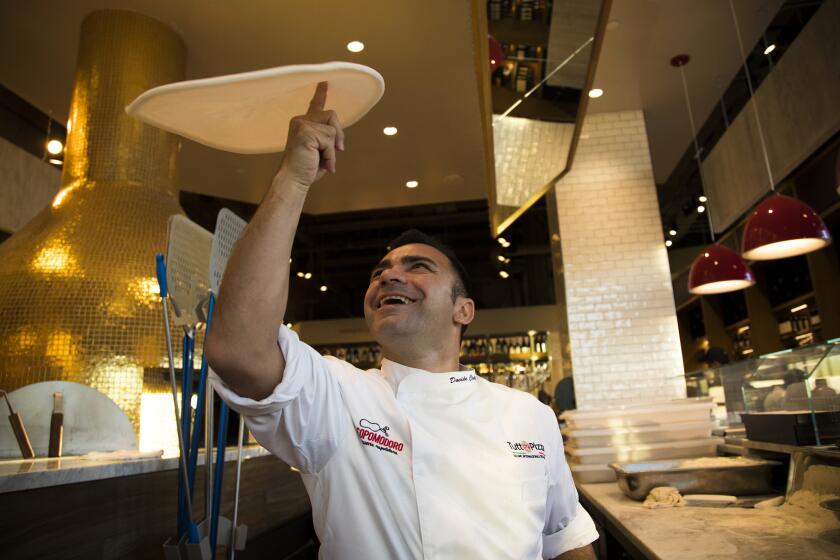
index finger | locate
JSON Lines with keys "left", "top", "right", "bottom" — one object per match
{"left": 308, "top": 81, "right": 328, "bottom": 114}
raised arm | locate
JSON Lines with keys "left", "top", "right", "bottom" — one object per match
{"left": 205, "top": 82, "right": 344, "bottom": 400}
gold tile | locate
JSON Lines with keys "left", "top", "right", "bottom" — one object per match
{"left": 0, "top": 11, "right": 191, "bottom": 440}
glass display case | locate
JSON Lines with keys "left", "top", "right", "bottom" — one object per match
{"left": 739, "top": 342, "right": 840, "bottom": 445}
{"left": 686, "top": 341, "right": 840, "bottom": 445}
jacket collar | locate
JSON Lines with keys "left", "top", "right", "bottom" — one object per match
{"left": 381, "top": 359, "right": 478, "bottom": 404}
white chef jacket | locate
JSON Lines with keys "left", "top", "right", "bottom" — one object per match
{"left": 210, "top": 326, "right": 597, "bottom": 559}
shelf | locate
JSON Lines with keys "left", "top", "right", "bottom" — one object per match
{"left": 739, "top": 438, "right": 840, "bottom": 460}
{"left": 487, "top": 18, "right": 550, "bottom": 45}
{"left": 771, "top": 291, "right": 816, "bottom": 314}
{"left": 725, "top": 318, "right": 751, "bottom": 332}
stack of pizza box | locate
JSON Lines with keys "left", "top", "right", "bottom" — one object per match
{"left": 560, "top": 398, "right": 723, "bottom": 483}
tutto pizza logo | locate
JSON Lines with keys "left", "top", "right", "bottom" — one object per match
{"left": 355, "top": 418, "right": 405, "bottom": 456}
{"left": 507, "top": 440, "right": 546, "bottom": 459}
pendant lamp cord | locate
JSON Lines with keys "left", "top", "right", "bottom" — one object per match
{"left": 44, "top": 113, "right": 53, "bottom": 162}
{"left": 495, "top": 36, "right": 594, "bottom": 122}
{"left": 675, "top": 61, "right": 716, "bottom": 242}
{"left": 728, "top": 0, "right": 776, "bottom": 191}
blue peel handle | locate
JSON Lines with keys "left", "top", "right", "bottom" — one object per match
{"left": 155, "top": 254, "right": 168, "bottom": 298}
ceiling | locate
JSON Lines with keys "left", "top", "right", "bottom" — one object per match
{"left": 2, "top": 0, "right": 789, "bottom": 215}
{"left": 586, "top": 0, "right": 782, "bottom": 184}
{"left": 0, "top": 0, "right": 490, "bottom": 214}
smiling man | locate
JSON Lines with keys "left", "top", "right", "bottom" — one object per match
{"left": 206, "top": 83, "right": 598, "bottom": 559}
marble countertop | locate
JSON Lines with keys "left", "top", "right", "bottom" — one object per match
{"left": 0, "top": 445, "right": 272, "bottom": 494}
{"left": 579, "top": 483, "right": 840, "bottom": 560}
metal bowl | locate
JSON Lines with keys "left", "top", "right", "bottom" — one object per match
{"left": 609, "top": 458, "right": 784, "bottom": 501}
{"left": 820, "top": 499, "right": 840, "bottom": 522}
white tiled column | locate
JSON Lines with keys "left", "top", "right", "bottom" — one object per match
{"left": 553, "top": 111, "right": 686, "bottom": 410}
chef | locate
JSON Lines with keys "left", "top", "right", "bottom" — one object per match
{"left": 206, "top": 82, "right": 598, "bottom": 559}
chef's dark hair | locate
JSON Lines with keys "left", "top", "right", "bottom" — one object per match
{"left": 386, "top": 229, "right": 472, "bottom": 336}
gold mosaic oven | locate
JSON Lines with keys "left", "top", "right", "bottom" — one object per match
{"left": 0, "top": 10, "right": 187, "bottom": 450}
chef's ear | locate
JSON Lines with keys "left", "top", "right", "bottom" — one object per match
{"left": 453, "top": 296, "right": 475, "bottom": 327}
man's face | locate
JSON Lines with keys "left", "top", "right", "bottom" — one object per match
{"left": 363, "top": 243, "right": 470, "bottom": 346}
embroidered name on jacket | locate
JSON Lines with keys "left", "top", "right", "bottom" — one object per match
{"left": 356, "top": 419, "right": 404, "bottom": 455}
{"left": 507, "top": 440, "right": 546, "bottom": 459}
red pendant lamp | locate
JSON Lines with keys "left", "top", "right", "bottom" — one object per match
{"left": 488, "top": 35, "right": 504, "bottom": 72}
{"left": 741, "top": 194, "right": 831, "bottom": 260}
{"left": 728, "top": 0, "right": 832, "bottom": 260}
{"left": 671, "top": 54, "right": 756, "bottom": 295}
{"left": 688, "top": 244, "right": 756, "bottom": 295}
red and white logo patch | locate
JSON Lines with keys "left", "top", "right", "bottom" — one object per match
{"left": 356, "top": 418, "right": 405, "bottom": 455}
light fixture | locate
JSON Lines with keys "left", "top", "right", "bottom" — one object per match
{"left": 286, "top": 322, "right": 293, "bottom": 329}
{"left": 497, "top": 255, "right": 506, "bottom": 262}
{"left": 763, "top": 44, "right": 776, "bottom": 55}
{"left": 497, "top": 237, "right": 507, "bottom": 245}
{"left": 671, "top": 53, "right": 755, "bottom": 295}
{"left": 405, "top": 180, "right": 418, "bottom": 189}
{"left": 727, "top": 0, "right": 831, "bottom": 260}
{"left": 320, "top": 285, "right": 328, "bottom": 292}
{"left": 665, "top": 240, "right": 673, "bottom": 247}
{"left": 688, "top": 244, "right": 755, "bottom": 294}
{"left": 791, "top": 303, "right": 808, "bottom": 313}
{"left": 698, "top": 195, "right": 707, "bottom": 203}
{"left": 346, "top": 41, "right": 364, "bottom": 53}
{"left": 499, "top": 270, "right": 509, "bottom": 279}
{"left": 304, "top": 272, "right": 312, "bottom": 279}
{"left": 48, "top": 158, "right": 63, "bottom": 166}
{"left": 383, "top": 126, "right": 398, "bottom": 136}
{"left": 669, "top": 229, "right": 677, "bottom": 237}
{"left": 488, "top": 34, "right": 504, "bottom": 72}
{"left": 741, "top": 194, "right": 831, "bottom": 259}
{"left": 296, "top": 271, "right": 305, "bottom": 278}
{"left": 588, "top": 88, "right": 603, "bottom": 98}
{"left": 47, "top": 139, "right": 64, "bottom": 154}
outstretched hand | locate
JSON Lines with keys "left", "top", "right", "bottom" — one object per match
{"left": 279, "top": 81, "right": 345, "bottom": 187}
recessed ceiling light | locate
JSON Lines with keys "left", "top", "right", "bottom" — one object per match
{"left": 47, "top": 139, "right": 63, "bottom": 154}
{"left": 320, "top": 285, "right": 328, "bottom": 292}
{"left": 669, "top": 229, "right": 677, "bottom": 237}
{"left": 497, "top": 255, "right": 506, "bottom": 262}
{"left": 499, "top": 270, "right": 510, "bottom": 279}
{"left": 763, "top": 44, "right": 776, "bottom": 55}
{"left": 296, "top": 271, "right": 305, "bottom": 278}
{"left": 383, "top": 126, "right": 398, "bottom": 136}
{"left": 405, "top": 180, "right": 418, "bottom": 188}
{"left": 304, "top": 272, "right": 312, "bottom": 279}
{"left": 697, "top": 205, "right": 706, "bottom": 213}
{"left": 665, "top": 240, "right": 673, "bottom": 247}
{"left": 698, "top": 195, "right": 708, "bottom": 203}
{"left": 588, "top": 88, "right": 604, "bottom": 98}
{"left": 48, "top": 158, "right": 63, "bottom": 166}
{"left": 347, "top": 41, "right": 365, "bottom": 53}
{"left": 286, "top": 322, "right": 293, "bottom": 328}
{"left": 497, "top": 237, "right": 508, "bottom": 245}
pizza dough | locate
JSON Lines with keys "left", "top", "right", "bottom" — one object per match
{"left": 126, "top": 61, "right": 385, "bottom": 154}
{"left": 643, "top": 486, "right": 687, "bottom": 509}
